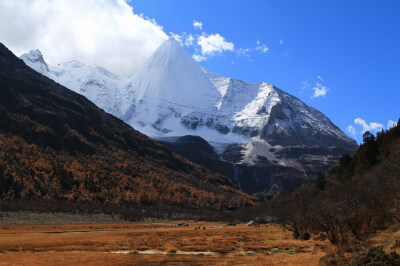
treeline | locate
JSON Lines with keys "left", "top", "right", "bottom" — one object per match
{"left": 263, "top": 119, "right": 400, "bottom": 249}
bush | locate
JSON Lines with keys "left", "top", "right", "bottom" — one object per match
{"left": 166, "top": 247, "right": 178, "bottom": 253}
{"left": 300, "top": 232, "right": 310, "bottom": 241}
{"left": 349, "top": 246, "right": 400, "bottom": 266}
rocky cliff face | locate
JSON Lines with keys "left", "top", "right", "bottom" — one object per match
{"left": 20, "top": 38, "right": 357, "bottom": 196}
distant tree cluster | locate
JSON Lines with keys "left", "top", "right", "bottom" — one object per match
{"left": 332, "top": 119, "right": 400, "bottom": 180}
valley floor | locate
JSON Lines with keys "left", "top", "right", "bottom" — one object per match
{"left": 0, "top": 220, "right": 330, "bottom": 265}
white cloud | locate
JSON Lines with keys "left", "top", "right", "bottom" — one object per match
{"left": 185, "top": 34, "right": 194, "bottom": 47}
{"left": 192, "top": 54, "right": 207, "bottom": 62}
{"left": 311, "top": 82, "right": 328, "bottom": 98}
{"left": 299, "top": 81, "right": 309, "bottom": 95}
{"left": 236, "top": 40, "right": 268, "bottom": 57}
{"left": 280, "top": 40, "right": 284, "bottom": 45}
{"left": 354, "top": 118, "right": 384, "bottom": 133}
{"left": 197, "top": 33, "right": 234, "bottom": 56}
{"left": 300, "top": 77, "right": 329, "bottom": 98}
{"left": 170, "top": 32, "right": 195, "bottom": 47}
{"left": 168, "top": 30, "right": 234, "bottom": 61}
{"left": 170, "top": 32, "right": 183, "bottom": 45}
{"left": 193, "top": 20, "right": 203, "bottom": 30}
{"left": 387, "top": 120, "right": 397, "bottom": 128}
{"left": 236, "top": 48, "right": 251, "bottom": 57}
{"left": 0, "top": 0, "right": 168, "bottom": 77}
{"left": 346, "top": 125, "right": 356, "bottom": 136}
{"left": 255, "top": 44, "right": 268, "bottom": 53}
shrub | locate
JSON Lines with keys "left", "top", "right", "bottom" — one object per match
{"left": 300, "top": 232, "right": 310, "bottom": 241}
{"left": 349, "top": 246, "right": 400, "bottom": 266}
{"left": 166, "top": 247, "right": 178, "bottom": 253}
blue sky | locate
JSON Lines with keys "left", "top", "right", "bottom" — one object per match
{"left": 1, "top": 0, "right": 398, "bottom": 144}
{"left": 131, "top": 0, "right": 400, "bottom": 143}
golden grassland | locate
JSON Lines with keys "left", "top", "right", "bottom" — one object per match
{"left": 0, "top": 221, "right": 331, "bottom": 265}
{"left": 370, "top": 223, "right": 400, "bottom": 254}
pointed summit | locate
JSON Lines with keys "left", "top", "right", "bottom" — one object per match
{"left": 125, "top": 36, "right": 220, "bottom": 118}
{"left": 20, "top": 49, "right": 52, "bottom": 78}
{"left": 26, "top": 49, "right": 45, "bottom": 60}
{"left": 122, "top": 38, "right": 221, "bottom": 132}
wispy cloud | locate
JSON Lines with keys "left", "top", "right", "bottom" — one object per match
{"left": 387, "top": 120, "right": 397, "bottom": 128}
{"left": 299, "top": 81, "right": 310, "bottom": 95}
{"left": 184, "top": 34, "right": 194, "bottom": 47}
{"left": 235, "top": 40, "right": 269, "bottom": 58}
{"left": 347, "top": 118, "right": 396, "bottom": 139}
{"left": 279, "top": 40, "right": 284, "bottom": 45}
{"left": 311, "top": 82, "right": 328, "bottom": 98}
{"left": 192, "top": 54, "right": 207, "bottom": 62}
{"left": 170, "top": 32, "right": 183, "bottom": 45}
{"left": 175, "top": 24, "right": 269, "bottom": 62}
{"left": 346, "top": 125, "right": 356, "bottom": 136}
{"left": 354, "top": 118, "right": 384, "bottom": 133}
{"left": 193, "top": 20, "right": 203, "bottom": 30}
{"left": 255, "top": 44, "right": 268, "bottom": 53}
{"left": 170, "top": 32, "right": 195, "bottom": 48}
{"left": 236, "top": 48, "right": 251, "bottom": 57}
{"left": 300, "top": 76, "right": 329, "bottom": 99}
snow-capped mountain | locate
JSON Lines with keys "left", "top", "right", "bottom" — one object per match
{"left": 20, "top": 50, "right": 122, "bottom": 117}
{"left": 119, "top": 38, "right": 354, "bottom": 149}
{"left": 20, "top": 49, "right": 55, "bottom": 79}
{"left": 20, "top": 38, "right": 357, "bottom": 196}
{"left": 120, "top": 37, "right": 223, "bottom": 140}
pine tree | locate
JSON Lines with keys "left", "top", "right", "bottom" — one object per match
{"left": 315, "top": 172, "right": 326, "bottom": 190}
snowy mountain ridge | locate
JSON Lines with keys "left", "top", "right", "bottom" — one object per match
{"left": 20, "top": 50, "right": 123, "bottom": 117}
{"left": 20, "top": 38, "right": 357, "bottom": 195}
{"left": 20, "top": 38, "right": 354, "bottom": 150}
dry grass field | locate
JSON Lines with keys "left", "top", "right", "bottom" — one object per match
{"left": 0, "top": 220, "right": 332, "bottom": 265}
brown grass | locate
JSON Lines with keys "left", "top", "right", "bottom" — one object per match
{"left": 166, "top": 247, "right": 178, "bottom": 253}
{"left": 370, "top": 223, "right": 400, "bottom": 254}
{"left": 0, "top": 222, "right": 331, "bottom": 265}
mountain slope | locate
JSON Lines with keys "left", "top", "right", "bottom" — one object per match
{"left": 0, "top": 42, "right": 253, "bottom": 213}
{"left": 20, "top": 38, "right": 357, "bottom": 196}
{"left": 118, "top": 38, "right": 355, "bottom": 149}
{"left": 121, "top": 38, "right": 356, "bottom": 195}
{"left": 20, "top": 50, "right": 123, "bottom": 117}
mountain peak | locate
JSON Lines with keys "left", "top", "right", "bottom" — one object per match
{"left": 29, "top": 49, "right": 43, "bottom": 57}
{"left": 125, "top": 34, "right": 220, "bottom": 124}
{"left": 58, "top": 60, "right": 86, "bottom": 69}
{"left": 166, "top": 36, "right": 181, "bottom": 44}
{"left": 146, "top": 36, "right": 192, "bottom": 68}
{"left": 20, "top": 49, "right": 51, "bottom": 77}
{"left": 21, "top": 49, "right": 45, "bottom": 62}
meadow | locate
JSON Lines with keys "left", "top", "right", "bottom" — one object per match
{"left": 0, "top": 221, "right": 330, "bottom": 265}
